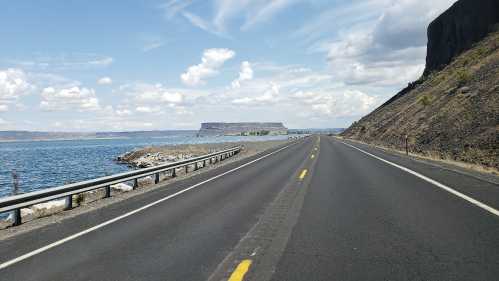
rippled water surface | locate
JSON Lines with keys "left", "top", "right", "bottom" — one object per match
{"left": 0, "top": 133, "right": 289, "bottom": 198}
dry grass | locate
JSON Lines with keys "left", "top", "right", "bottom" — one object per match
{"left": 340, "top": 137, "right": 499, "bottom": 176}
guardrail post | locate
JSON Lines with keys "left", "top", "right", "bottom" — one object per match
{"left": 185, "top": 165, "right": 189, "bottom": 174}
{"left": 171, "top": 168, "right": 176, "bottom": 178}
{"left": 104, "top": 185, "right": 111, "bottom": 198}
{"left": 65, "top": 195, "right": 73, "bottom": 210}
{"left": 12, "top": 209, "right": 22, "bottom": 226}
{"left": 194, "top": 162, "right": 198, "bottom": 171}
{"left": 209, "top": 157, "right": 213, "bottom": 164}
{"left": 203, "top": 159, "right": 206, "bottom": 167}
{"left": 155, "top": 173, "right": 160, "bottom": 184}
{"left": 133, "top": 178, "right": 138, "bottom": 190}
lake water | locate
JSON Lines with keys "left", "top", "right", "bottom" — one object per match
{"left": 0, "top": 133, "right": 290, "bottom": 198}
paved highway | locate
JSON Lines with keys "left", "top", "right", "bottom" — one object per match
{"left": 0, "top": 136, "right": 498, "bottom": 281}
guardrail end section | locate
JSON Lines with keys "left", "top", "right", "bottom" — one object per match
{"left": 12, "top": 209, "right": 22, "bottom": 226}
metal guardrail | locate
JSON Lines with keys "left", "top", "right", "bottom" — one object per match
{"left": 0, "top": 146, "right": 242, "bottom": 226}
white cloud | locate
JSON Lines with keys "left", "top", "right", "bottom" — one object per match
{"left": 182, "top": 12, "right": 227, "bottom": 37}
{"left": 300, "top": 0, "right": 457, "bottom": 88}
{"left": 240, "top": 0, "right": 299, "bottom": 30}
{"left": 231, "top": 61, "right": 254, "bottom": 88}
{"left": 115, "top": 108, "right": 133, "bottom": 116}
{"left": 232, "top": 82, "right": 280, "bottom": 106}
{"left": 181, "top": 48, "right": 235, "bottom": 86}
{"left": 128, "top": 83, "right": 184, "bottom": 104}
{"left": 6, "top": 53, "right": 114, "bottom": 70}
{"left": 161, "top": 0, "right": 194, "bottom": 18}
{"left": 0, "top": 68, "right": 32, "bottom": 111}
{"left": 135, "top": 106, "right": 161, "bottom": 113}
{"left": 88, "top": 57, "right": 113, "bottom": 66}
{"left": 310, "top": 90, "right": 377, "bottom": 118}
{"left": 143, "top": 41, "right": 164, "bottom": 52}
{"left": 40, "top": 86, "right": 101, "bottom": 112}
{"left": 97, "top": 77, "right": 113, "bottom": 85}
{"left": 176, "top": 0, "right": 299, "bottom": 36}
{"left": 116, "top": 83, "right": 191, "bottom": 117}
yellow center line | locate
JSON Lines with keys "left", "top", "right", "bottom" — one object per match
{"left": 311, "top": 154, "right": 315, "bottom": 159}
{"left": 228, "top": 259, "right": 252, "bottom": 281}
{"left": 299, "top": 169, "right": 308, "bottom": 180}
{"left": 314, "top": 147, "right": 318, "bottom": 151}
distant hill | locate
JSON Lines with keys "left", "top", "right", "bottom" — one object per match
{"left": 341, "top": 0, "right": 499, "bottom": 170}
{"left": 0, "top": 130, "right": 196, "bottom": 141}
{"left": 198, "top": 122, "right": 288, "bottom": 136}
{"left": 289, "top": 128, "right": 345, "bottom": 135}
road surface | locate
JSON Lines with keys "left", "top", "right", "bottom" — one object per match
{"left": 0, "top": 136, "right": 498, "bottom": 281}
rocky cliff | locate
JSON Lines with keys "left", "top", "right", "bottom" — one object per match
{"left": 342, "top": 0, "right": 499, "bottom": 170}
{"left": 424, "top": 0, "right": 499, "bottom": 75}
{"left": 198, "top": 122, "right": 288, "bottom": 136}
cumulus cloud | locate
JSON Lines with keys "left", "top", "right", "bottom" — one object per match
{"left": 116, "top": 82, "right": 190, "bottom": 116}
{"left": 290, "top": 89, "right": 378, "bottom": 119}
{"left": 97, "top": 77, "right": 113, "bottom": 85}
{"left": 115, "top": 108, "right": 133, "bottom": 116}
{"left": 135, "top": 106, "right": 161, "bottom": 113}
{"left": 181, "top": 48, "right": 235, "bottom": 86}
{"left": 127, "top": 83, "right": 184, "bottom": 104}
{"left": 40, "top": 86, "right": 100, "bottom": 112}
{"left": 231, "top": 61, "right": 254, "bottom": 89}
{"left": 302, "top": 0, "right": 457, "bottom": 88}
{"left": 0, "top": 68, "right": 32, "bottom": 111}
{"left": 232, "top": 82, "right": 280, "bottom": 106}
{"left": 315, "top": 91, "right": 376, "bottom": 118}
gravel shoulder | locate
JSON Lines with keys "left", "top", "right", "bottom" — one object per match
{"left": 0, "top": 139, "right": 290, "bottom": 240}
{"left": 336, "top": 136, "right": 499, "bottom": 185}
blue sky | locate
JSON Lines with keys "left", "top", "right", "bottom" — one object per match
{"left": 0, "top": 0, "right": 457, "bottom": 131}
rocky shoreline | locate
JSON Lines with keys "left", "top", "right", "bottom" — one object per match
{"left": 115, "top": 140, "right": 286, "bottom": 168}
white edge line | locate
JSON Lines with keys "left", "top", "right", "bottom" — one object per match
{"left": 0, "top": 142, "right": 298, "bottom": 270}
{"left": 339, "top": 140, "right": 499, "bottom": 217}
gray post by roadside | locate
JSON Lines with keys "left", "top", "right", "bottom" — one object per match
{"left": 405, "top": 134, "right": 409, "bottom": 156}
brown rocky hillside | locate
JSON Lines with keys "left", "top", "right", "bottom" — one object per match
{"left": 341, "top": 28, "right": 499, "bottom": 170}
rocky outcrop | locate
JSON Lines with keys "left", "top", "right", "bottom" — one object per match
{"left": 198, "top": 122, "right": 288, "bottom": 136}
{"left": 424, "top": 0, "right": 499, "bottom": 75}
{"left": 342, "top": 0, "right": 499, "bottom": 170}
{"left": 117, "top": 149, "right": 196, "bottom": 168}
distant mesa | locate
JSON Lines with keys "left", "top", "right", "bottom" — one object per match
{"left": 198, "top": 122, "right": 288, "bottom": 136}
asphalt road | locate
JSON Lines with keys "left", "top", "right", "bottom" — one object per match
{"left": 0, "top": 135, "right": 498, "bottom": 281}
{"left": 270, "top": 136, "right": 499, "bottom": 281}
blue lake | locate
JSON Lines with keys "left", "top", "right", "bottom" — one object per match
{"left": 0, "top": 133, "right": 289, "bottom": 198}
